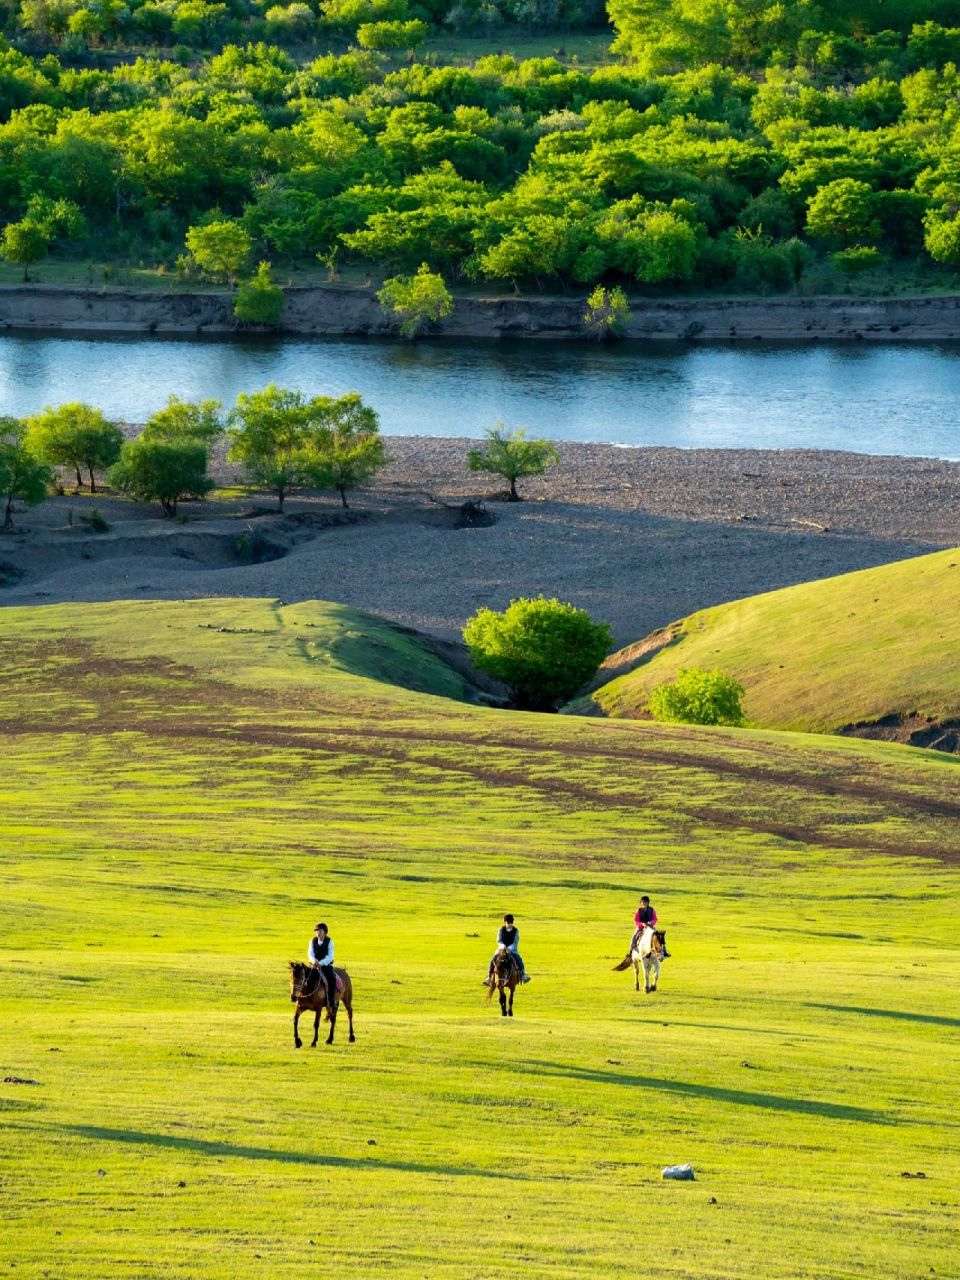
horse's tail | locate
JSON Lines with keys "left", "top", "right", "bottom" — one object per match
{"left": 485, "top": 977, "right": 496, "bottom": 1001}
{"left": 611, "top": 954, "right": 633, "bottom": 971}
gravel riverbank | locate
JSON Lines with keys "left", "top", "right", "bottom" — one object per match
{"left": 1, "top": 440, "right": 956, "bottom": 645}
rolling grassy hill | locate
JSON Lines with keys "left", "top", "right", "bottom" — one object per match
{"left": 589, "top": 547, "right": 960, "bottom": 740}
{"left": 1, "top": 597, "right": 959, "bottom": 1279}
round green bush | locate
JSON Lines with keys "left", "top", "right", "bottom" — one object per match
{"left": 648, "top": 667, "right": 746, "bottom": 726}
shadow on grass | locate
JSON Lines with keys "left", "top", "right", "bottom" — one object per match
{"left": 516, "top": 1061, "right": 891, "bottom": 1124}
{"left": 808, "top": 1003, "right": 960, "bottom": 1029}
{"left": 60, "top": 1124, "right": 525, "bottom": 1179}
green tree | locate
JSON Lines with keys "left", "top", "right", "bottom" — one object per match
{"left": 648, "top": 667, "right": 746, "bottom": 726}
{"left": 25, "top": 403, "right": 123, "bottom": 493}
{"left": 1, "top": 220, "right": 48, "bottom": 281}
{"left": 229, "top": 385, "right": 384, "bottom": 510}
{"left": 233, "top": 261, "right": 285, "bottom": 327}
{"left": 832, "top": 245, "right": 886, "bottom": 276}
{"left": 467, "top": 425, "right": 559, "bottom": 501}
{"left": 228, "top": 384, "right": 314, "bottom": 510}
{"left": 0, "top": 418, "right": 51, "bottom": 533}
{"left": 463, "top": 597, "right": 613, "bottom": 711}
{"left": 582, "top": 285, "right": 630, "bottom": 340}
{"left": 356, "top": 19, "right": 428, "bottom": 50}
{"left": 265, "top": 3, "right": 316, "bottom": 36}
{"left": 806, "top": 179, "right": 879, "bottom": 245}
{"left": 24, "top": 195, "right": 86, "bottom": 243}
{"left": 142, "top": 397, "right": 224, "bottom": 445}
{"left": 377, "top": 263, "right": 453, "bottom": 338}
{"left": 185, "top": 221, "right": 252, "bottom": 284}
{"left": 302, "top": 393, "right": 386, "bottom": 507}
{"left": 109, "top": 439, "right": 213, "bottom": 517}
{"left": 924, "top": 212, "right": 960, "bottom": 264}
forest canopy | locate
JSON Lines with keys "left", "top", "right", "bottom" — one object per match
{"left": 2, "top": 0, "right": 960, "bottom": 294}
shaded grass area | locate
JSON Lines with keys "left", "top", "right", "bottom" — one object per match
{"left": 1, "top": 597, "right": 959, "bottom": 1278}
{"left": 592, "top": 547, "right": 960, "bottom": 733}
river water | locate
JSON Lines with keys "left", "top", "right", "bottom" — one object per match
{"left": 1, "top": 332, "right": 958, "bottom": 458}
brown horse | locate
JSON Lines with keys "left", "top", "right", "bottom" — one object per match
{"left": 486, "top": 949, "right": 520, "bottom": 1017}
{"left": 288, "top": 962, "right": 355, "bottom": 1047}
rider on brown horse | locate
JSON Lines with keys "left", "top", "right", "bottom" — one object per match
{"left": 308, "top": 922, "right": 338, "bottom": 1009}
{"left": 482, "top": 913, "right": 531, "bottom": 985}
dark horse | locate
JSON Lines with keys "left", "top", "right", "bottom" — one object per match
{"left": 486, "top": 949, "right": 520, "bottom": 1017}
{"left": 288, "top": 962, "right": 355, "bottom": 1047}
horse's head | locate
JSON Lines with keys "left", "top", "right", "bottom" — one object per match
{"left": 288, "top": 961, "right": 308, "bottom": 1002}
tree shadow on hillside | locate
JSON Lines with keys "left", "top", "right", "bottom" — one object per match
{"left": 808, "top": 1003, "right": 960, "bottom": 1028}
{"left": 514, "top": 1060, "right": 891, "bottom": 1124}
{"left": 59, "top": 1124, "right": 526, "bottom": 1179}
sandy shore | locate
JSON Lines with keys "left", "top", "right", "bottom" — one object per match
{"left": 1, "top": 440, "right": 956, "bottom": 646}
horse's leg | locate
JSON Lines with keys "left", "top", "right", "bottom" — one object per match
{"left": 344, "top": 994, "right": 355, "bottom": 1043}
{"left": 634, "top": 958, "right": 640, "bottom": 992}
{"left": 642, "top": 956, "right": 651, "bottom": 993}
{"left": 326, "top": 1001, "right": 338, "bottom": 1045}
{"left": 508, "top": 982, "right": 514, "bottom": 1017}
{"left": 311, "top": 1006, "right": 320, "bottom": 1047}
{"left": 650, "top": 958, "right": 659, "bottom": 992}
{"left": 499, "top": 984, "right": 507, "bottom": 1016}
{"left": 293, "top": 1007, "right": 302, "bottom": 1049}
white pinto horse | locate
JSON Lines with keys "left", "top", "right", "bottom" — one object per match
{"left": 612, "top": 926, "right": 664, "bottom": 993}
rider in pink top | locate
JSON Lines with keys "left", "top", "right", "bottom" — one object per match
{"left": 634, "top": 897, "right": 658, "bottom": 930}
{"left": 633, "top": 896, "right": 670, "bottom": 956}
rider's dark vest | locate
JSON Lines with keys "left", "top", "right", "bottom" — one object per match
{"left": 311, "top": 936, "right": 331, "bottom": 963}
{"left": 500, "top": 926, "right": 518, "bottom": 947}
{"left": 637, "top": 906, "right": 655, "bottom": 926}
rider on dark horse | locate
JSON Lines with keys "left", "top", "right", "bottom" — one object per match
{"left": 483, "top": 913, "right": 531, "bottom": 985}
{"left": 308, "top": 922, "right": 338, "bottom": 1009}
{"left": 631, "top": 896, "right": 670, "bottom": 957}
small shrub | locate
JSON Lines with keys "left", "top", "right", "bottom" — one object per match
{"left": 234, "top": 261, "right": 285, "bottom": 327}
{"left": 648, "top": 667, "right": 746, "bottom": 726}
{"left": 79, "top": 507, "right": 111, "bottom": 532}
{"left": 582, "top": 285, "right": 629, "bottom": 340}
{"left": 356, "top": 18, "right": 428, "bottom": 48}
{"left": 377, "top": 263, "right": 453, "bottom": 338}
{"left": 832, "top": 245, "right": 886, "bottom": 277}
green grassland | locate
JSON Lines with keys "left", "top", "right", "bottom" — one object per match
{"left": 591, "top": 547, "right": 960, "bottom": 733}
{"left": 1, "top": 598, "right": 959, "bottom": 1278}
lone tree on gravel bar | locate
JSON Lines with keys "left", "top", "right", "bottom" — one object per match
{"left": 467, "top": 425, "right": 559, "bottom": 501}
{"left": 463, "top": 596, "right": 612, "bottom": 711}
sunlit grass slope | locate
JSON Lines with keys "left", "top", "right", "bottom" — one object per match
{"left": 1, "top": 598, "right": 959, "bottom": 1280}
{"left": 592, "top": 547, "right": 960, "bottom": 732}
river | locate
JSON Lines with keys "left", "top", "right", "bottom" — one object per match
{"left": 1, "top": 332, "right": 958, "bottom": 458}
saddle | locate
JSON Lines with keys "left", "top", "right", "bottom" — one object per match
{"left": 306, "top": 967, "right": 344, "bottom": 998}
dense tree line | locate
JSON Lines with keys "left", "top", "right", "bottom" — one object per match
{"left": 0, "top": 0, "right": 603, "bottom": 54}
{"left": 3, "top": 3, "right": 960, "bottom": 292}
